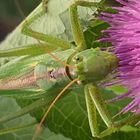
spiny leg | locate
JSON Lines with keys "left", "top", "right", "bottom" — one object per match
{"left": 69, "top": 1, "right": 87, "bottom": 50}
{"left": 86, "top": 84, "right": 140, "bottom": 137}
{"left": 22, "top": 0, "right": 99, "bottom": 51}
{"left": 85, "top": 84, "right": 99, "bottom": 137}
{"left": 85, "top": 84, "right": 118, "bottom": 138}
{"left": 69, "top": 0, "right": 101, "bottom": 51}
{"left": 21, "top": 1, "right": 71, "bottom": 50}
{"left": 0, "top": 43, "right": 62, "bottom": 57}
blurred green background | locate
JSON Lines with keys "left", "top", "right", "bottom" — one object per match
{"left": 0, "top": 0, "right": 40, "bottom": 42}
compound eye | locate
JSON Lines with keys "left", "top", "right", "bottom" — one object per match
{"left": 73, "top": 55, "right": 83, "bottom": 63}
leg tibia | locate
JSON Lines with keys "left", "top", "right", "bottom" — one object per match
{"left": 85, "top": 85, "right": 99, "bottom": 137}
{"left": 87, "top": 84, "right": 112, "bottom": 127}
{"left": 69, "top": 3, "right": 87, "bottom": 50}
{"left": 21, "top": 8, "right": 71, "bottom": 50}
{"left": 85, "top": 84, "right": 120, "bottom": 138}
{"left": 69, "top": 0, "right": 102, "bottom": 50}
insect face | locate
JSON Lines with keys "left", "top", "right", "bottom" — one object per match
{"left": 73, "top": 48, "right": 119, "bottom": 85}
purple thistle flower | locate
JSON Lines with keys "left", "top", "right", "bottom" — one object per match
{"left": 100, "top": 0, "right": 140, "bottom": 115}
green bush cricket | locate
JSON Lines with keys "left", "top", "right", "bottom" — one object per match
{"left": 0, "top": 0, "right": 139, "bottom": 139}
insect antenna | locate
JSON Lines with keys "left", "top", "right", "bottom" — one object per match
{"left": 37, "top": 40, "right": 76, "bottom": 68}
{"left": 14, "top": 0, "right": 26, "bottom": 19}
{"left": 32, "top": 78, "right": 79, "bottom": 140}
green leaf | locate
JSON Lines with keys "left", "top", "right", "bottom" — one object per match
{"left": 0, "top": 96, "right": 70, "bottom": 140}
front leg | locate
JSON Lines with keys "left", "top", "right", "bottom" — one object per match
{"left": 69, "top": 0, "right": 97, "bottom": 50}
{"left": 21, "top": 1, "right": 71, "bottom": 50}
{"left": 85, "top": 84, "right": 118, "bottom": 138}
{"left": 69, "top": 0, "right": 103, "bottom": 51}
